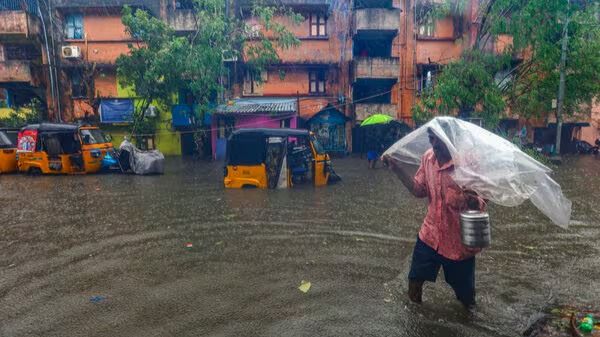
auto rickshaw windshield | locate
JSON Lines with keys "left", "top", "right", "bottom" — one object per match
{"left": 80, "top": 129, "right": 110, "bottom": 145}
{"left": 0, "top": 132, "right": 13, "bottom": 148}
{"left": 311, "top": 134, "right": 325, "bottom": 154}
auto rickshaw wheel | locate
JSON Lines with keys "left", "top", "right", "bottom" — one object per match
{"left": 28, "top": 167, "right": 42, "bottom": 176}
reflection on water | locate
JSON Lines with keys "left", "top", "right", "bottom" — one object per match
{"left": 0, "top": 156, "right": 599, "bottom": 337}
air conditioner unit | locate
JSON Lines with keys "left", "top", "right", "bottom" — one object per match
{"left": 61, "top": 45, "right": 81, "bottom": 59}
{"left": 145, "top": 105, "right": 158, "bottom": 118}
{"left": 221, "top": 50, "right": 238, "bottom": 62}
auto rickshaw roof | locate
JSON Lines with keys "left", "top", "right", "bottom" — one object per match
{"left": 231, "top": 128, "right": 310, "bottom": 138}
{"left": 21, "top": 123, "right": 79, "bottom": 132}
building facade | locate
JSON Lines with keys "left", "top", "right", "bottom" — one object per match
{"left": 2, "top": 0, "right": 598, "bottom": 156}
{"left": 0, "top": 0, "right": 49, "bottom": 118}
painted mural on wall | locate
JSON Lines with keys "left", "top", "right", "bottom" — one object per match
{"left": 307, "top": 106, "right": 348, "bottom": 153}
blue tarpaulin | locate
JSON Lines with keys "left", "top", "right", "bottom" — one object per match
{"left": 100, "top": 99, "right": 134, "bottom": 124}
{"left": 171, "top": 104, "right": 194, "bottom": 127}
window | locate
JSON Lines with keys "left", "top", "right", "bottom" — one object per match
{"left": 64, "top": 14, "right": 84, "bottom": 39}
{"left": 243, "top": 70, "right": 267, "bottom": 95}
{"left": 309, "top": 14, "right": 327, "bottom": 37}
{"left": 418, "top": 16, "right": 435, "bottom": 37}
{"left": 417, "top": 67, "right": 437, "bottom": 95}
{"left": 309, "top": 70, "right": 326, "bottom": 94}
{"left": 70, "top": 69, "right": 87, "bottom": 98}
{"left": 80, "top": 129, "right": 109, "bottom": 145}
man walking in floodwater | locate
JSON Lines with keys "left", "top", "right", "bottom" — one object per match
{"left": 383, "top": 128, "right": 485, "bottom": 310}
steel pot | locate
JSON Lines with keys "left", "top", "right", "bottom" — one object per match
{"left": 460, "top": 210, "right": 491, "bottom": 248}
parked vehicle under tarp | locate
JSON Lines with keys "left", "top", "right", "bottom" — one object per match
{"left": 118, "top": 140, "right": 164, "bottom": 175}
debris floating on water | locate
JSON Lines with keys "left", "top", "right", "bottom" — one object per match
{"left": 298, "top": 280, "right": 311, "bottom": 293}
{"left": 184, "top": 242, "right": 193, "bottom": 248}
{"left": 89, "top": 295, "right": 106, "bottom": 303}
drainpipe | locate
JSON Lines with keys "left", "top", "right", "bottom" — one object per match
{"left": 37, "top": 0, "right": 57, "bottom": 121}
{"left": 47, "top": 0, "right": 62, "bottom": 122}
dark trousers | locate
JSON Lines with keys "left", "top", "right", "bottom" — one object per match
{"left": 408, "top": 237, "right": 476, "bottom": 306}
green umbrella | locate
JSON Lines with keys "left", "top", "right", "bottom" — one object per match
{"left": 360, "top": 114, "right": 394, "bottom": 127}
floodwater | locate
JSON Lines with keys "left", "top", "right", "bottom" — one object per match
{"left": 1, "top": 156, "right": 599, "bottom": 337}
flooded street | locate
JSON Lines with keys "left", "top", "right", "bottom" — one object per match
{"left": 1, "top": 156, "right": 599, "bottom": 337}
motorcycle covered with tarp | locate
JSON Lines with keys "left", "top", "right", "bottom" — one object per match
{"left": 118, "top": 139, "right": 164, "bottom": 175}
{"left": 383, "top": 116, "right": 572, "bottom": 228}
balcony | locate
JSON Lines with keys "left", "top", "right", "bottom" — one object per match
{"left": 238, "top": 0, "right": 330, "bottom": 11}
{"left": 355, "top": 103, "right": 396, "bottom": 121}
{"left": 353, "top": 57, "right": 399, "bottom": 81}
{"left": 52, "top": 0, "right": 161, "bottom": 17}
{"left": 276, "top": 40, "right": 340, "bottom": 64}
{"left": 168, "top": 9, "right": 196, "bottom": 32}
{"left": 354, "top": 0, "right": 394, "bottom": 9}
{"left": 0, "top": 61, "right": 32, "bottom": 83}
{"left": 353, "top": 8, "right": 400, "bottom": 37}
{"left": 0, "top": 10, "right": 40, "bottom": 40}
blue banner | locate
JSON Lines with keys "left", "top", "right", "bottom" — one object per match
{"left": 171, "top": 104, "right": 193, "bottom": 127}
{"left": 100, "top": 99, "right": 134, "bottom": 124}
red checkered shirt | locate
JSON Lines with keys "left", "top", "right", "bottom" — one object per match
{"left": 413, "top": 149, "right": 485, "bottom": 261}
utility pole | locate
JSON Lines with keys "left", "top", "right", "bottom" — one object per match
{"left": 554, "top": 0, "right": 570, "bottom": 157}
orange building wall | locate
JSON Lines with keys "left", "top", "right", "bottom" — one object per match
{"left": 65, "top": 41, "right": 132, "bottom": 64}
{"left": 83, "top": 15, "right": 130, "bottom": 40}
{"left": 259, "top": 68, "right": 339, "bottom": 96}
{"left": 59, "top": 12, "right": 132, "bottom": 121}
{"left": 276, "top": 39, "right": 341, "bottom": 64}
{"left": 261, "top": 69, "right": 310, "bottom": 95}
{"left": 416, "top": 40, "right": 465, "bottom": 64}
{"left": 244, "top": 11, "right": 348, "bottom": 65}
{"left": 94, "top": 71, "right": 118, "bottom": 97}
{"left": 63, "top": 14, "right": 133, "bottom": 64}
{"left": 299, "top": 98, "right": 338, "bottom": 120}
{"left": 431, "top": 17, "right": 456, "bottom": 39}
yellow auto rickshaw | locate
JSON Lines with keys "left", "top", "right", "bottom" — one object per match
{"left": 0, "top": 128, "right": 18, "bottom": 174}
{"left": 17, "top": 123, "right": 114, "bottom": 174}
{"left": 224, "top": 128, "right": 339, "bottom": 189}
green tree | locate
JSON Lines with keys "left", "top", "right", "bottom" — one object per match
{"left": 116, "top": 0, "right": 302, "bottom": 134}
{"left": 413, "top": 0, "right": 600, "bottom": 129}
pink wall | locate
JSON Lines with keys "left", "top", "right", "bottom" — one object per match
{"left": 211, "top": 114, "right": 298, "bottom": 160}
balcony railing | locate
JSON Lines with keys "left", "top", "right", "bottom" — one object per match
{"left": 353, "top": 57, "right": 399, "bottom": 80}
{"left": 51, "top": 0, "right": 161, "bottom": 17}
{"left": 238, "top": 0, "right": 330, "bottom": 7}
{"left": 237, "top": 0, "right": 330, "bottom": 12}
{"left": 355, "top": 103, "right": 396, "bottom": 121}
{"left": 353, "top": 8, "right": 400, "bottom": 34}
{"left": 168, "top": 9, "right": 196, "bottom": 32}
{"left": 0, "top": 60, "right": 32, "bottom": 83}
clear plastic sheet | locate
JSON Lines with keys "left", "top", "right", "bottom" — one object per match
{"left": 383, "top": 117, "right": 572, "bottom": 228}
